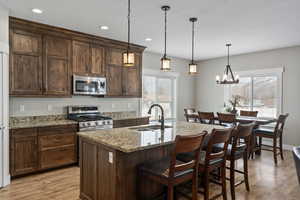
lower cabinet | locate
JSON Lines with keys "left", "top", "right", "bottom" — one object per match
{"left": 10, "top": 124, "right": 77, "bottom": 177}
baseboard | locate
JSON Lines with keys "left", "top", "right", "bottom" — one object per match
{"left": 262, "top": 139, "right": 294, "bottom": 151}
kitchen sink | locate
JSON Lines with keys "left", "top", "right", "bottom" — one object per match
{"left": 129, "top": 125, "right": 173, "bottom": 132}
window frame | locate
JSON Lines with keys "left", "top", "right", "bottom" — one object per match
{"left": 141, "top": 69, "right": 178, "bottom": 121}
{"left": 224, "top": 68, "right": 284, "bottom": 118}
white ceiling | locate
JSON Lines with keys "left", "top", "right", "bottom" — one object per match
{"left": 1, "top": 0, "right": 300, "bottom": 60}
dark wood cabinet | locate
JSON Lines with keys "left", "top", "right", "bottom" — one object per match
{"left": 10, "top": 124, "right": 77, "bottom": 177}
{"left": 113, "top": 117, "right": 149, "bottom": 128}
{"left": 43, "top": 35, "right": 71, "bottom": 96}
{"left": 106, "top": 48, "right": 142, "bottom": 97}
{"left": 73, "top": 41, "right": 106, "bottom": 76}
{"left": 10, "top": 128, "right": 38, "bottom": 176}
{"left": 9, "top": 17, "right": 145, "bottom": 98}
{"left": 10, "top": 29, "right": 43, "bottom": 95}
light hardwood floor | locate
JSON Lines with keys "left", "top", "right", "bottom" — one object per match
{"left": 0, "top": 151, "right": 299, "bottom": 200}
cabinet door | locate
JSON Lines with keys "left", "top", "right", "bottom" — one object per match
{"left": 122, "top": 53, "right": 142, "bottom": 97}
{"left": 107, "top": 48, "right": 123, "bottom": 66}
{"left": 91, "top": 45, "right": 105, "bottom": 76}
{"left": 72, "top": 41, "right": 91, "bottom": 75}
{"left": 10, "top": 29, "right": 43, "bottom": 95}
{"left": 43, "top": 35, "right": 71, "bottom": 96}
{"left": 10, "top": 128, "right": 38, "bottom": 176}
{"left": 106, "top": 65, "right": 123, "bottom": 96}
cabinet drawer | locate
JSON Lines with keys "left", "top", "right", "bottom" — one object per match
{"left": 40, "top": 146, "right": 76, "bottom": 169}
{"left": 39, "top": 133, "right": 76, "bottom": 151}
{"left": 38, "top": 125, "right": 77, "bottom": 136}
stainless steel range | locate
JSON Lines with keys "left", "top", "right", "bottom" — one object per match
{"left": 67, "top": 106, "right": 113, "bottom": 131}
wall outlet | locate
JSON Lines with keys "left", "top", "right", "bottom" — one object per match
{"left": 108, "top": 152, "right": 113, "bottom": 164}
{"left": 20, "top": 105, "right": 25, "bottom": 112}
{"left": 47, "top": 105, "right": 53, "bottom": 111}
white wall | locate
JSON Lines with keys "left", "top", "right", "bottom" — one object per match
{"left": 196, "top": 46, "right": 300, "bottom": 146}
{"left": 10, "top": 52, "right": 196, "bottom": 121}
{"left": 0, "top": 3, "right": 8, "bottom": 52}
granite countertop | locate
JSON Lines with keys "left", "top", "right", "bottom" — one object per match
{"left": 9, "top": 115, "right": 78, "bottom": 129}
{"left": 77, "top": 121, "right": 224, "bottom": 153}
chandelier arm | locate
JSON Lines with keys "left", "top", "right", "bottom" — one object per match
{"left": 127, "top": 0, "right": 131, "bottom": 51}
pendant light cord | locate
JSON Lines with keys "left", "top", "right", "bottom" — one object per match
{"left": 164, "top": 9, "right": 167, "bottom": 57}
{"left": 227, "top": 44, "right": 230, "bottom": 66}
{"left": 192, "top": 21, "right": 195, "bottom": 63}
{"left": 127, "top": 0, "right": 131, "bottom": 51}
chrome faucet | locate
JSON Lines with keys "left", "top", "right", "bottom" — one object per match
{"left": 148, "top": 104, "right": 165, "bottom": 130}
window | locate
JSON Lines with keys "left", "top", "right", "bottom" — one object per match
{"left": 141, "top": 70, "right": 177, "bottom": 121}
{"left": 225, "top": 68, "right": 283, "bottom": 118}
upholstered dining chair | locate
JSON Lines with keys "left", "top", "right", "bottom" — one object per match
{"left": 255, "top": 113, "right": 289, "bottom": 165}
{"left": 217, "top": 112, "right": 237, "bottom": 127}
{"left": 198, "top": 111, "right": 215, "bottom": 124}
{"left": 240, "top": 110, "right": 258, "bottom": 117}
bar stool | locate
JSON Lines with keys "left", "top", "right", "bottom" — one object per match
{"left": 177, "top": 128, "right": 233, "bottom": 200}
{"left": 138, "top": 132, "right": 207, "bottom": 200}
{"left": 239, "top": 110, "right": 258, "bottom": 117}
{"left": 255, "top": 113, "right": 289, "bottom": 164}
{"left": 184, "top": 108, "right": 198, "bottom": 122}
{"left": 215, "top": 123, "right": 255, "bottom": 200}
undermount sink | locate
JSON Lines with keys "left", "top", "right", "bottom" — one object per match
{"left": 130, "top": 125, "right": 173, "bottom": 132}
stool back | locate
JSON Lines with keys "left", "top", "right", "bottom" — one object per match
{"left": 169, "top": 132, "right": 207, "bottom": 178}
{"left": 275, "top": 113, "right": 289, "bottom": 136}
{"left": 217, "top": 113, "right": 237, "bottom": 126}
{"left": 240, "top": 110, "right": 258, "bottom": 117}
{"left": 231, "top": 123, "right": 255, "bottom": 156}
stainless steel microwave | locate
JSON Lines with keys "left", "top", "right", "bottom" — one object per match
{"left": 73, "top": 75, "right": 107, "bottom": 96}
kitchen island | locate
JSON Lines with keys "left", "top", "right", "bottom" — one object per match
{"left": 78, "top": 121, "right": 223, "bottom": 200}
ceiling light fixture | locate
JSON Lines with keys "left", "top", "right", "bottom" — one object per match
{"left": 32, "top": 8, "right": 43, "bottom": 14}
{"left": 100, "top": 26, "right": 109, "bottom": 30}
{"left": 145, "top": 38, "right": 152, "bottom": 42}
{"left": 160, "top": 5, "right": 171, "bottom": 71}
{"left": 123, "top": 0, "right": 135, "bottom": 67}
{"left": 216, "top": 44, "right": 239, "bottom": 84}
{"left": 188, "top": 17, "right": 198, "bottom": 75}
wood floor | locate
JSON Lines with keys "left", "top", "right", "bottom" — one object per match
{"left": 0, "top": 150, "right": 299, "bottom": 200}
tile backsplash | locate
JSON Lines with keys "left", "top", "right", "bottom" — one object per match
{"left": 9, "top": 96, "right": 141, "bottom": 117}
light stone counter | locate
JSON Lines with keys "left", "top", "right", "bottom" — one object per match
{"left": 77, "top": 121, "right": 224, "bottom": 153}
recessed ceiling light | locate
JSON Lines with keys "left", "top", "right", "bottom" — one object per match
{"left": 100, "top": 26, "right": 109, "bottom": 30}
{"left": 145, "top": 38, "right": 152, "bottom": 42}
{"left": 32, "top": 8, "right": 43, "bottom": 14}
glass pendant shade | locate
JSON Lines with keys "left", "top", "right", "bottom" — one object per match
{"left": 123, "top": 51, "right": 135, "bottom": 67}
{"left": 189, "top": 63, "right": 197, "bottom": 74}
{"left": 161, "top": 56, "right": 171, "bottom": 71}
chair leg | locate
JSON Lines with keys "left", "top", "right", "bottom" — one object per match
{"left": 229, "top": 160, "right": 235, "bottom": 200}
{"left": 273, "top": 137, "right": 278, "bottom": 165}
{"left": 221, "top": 164, "right": 227, "bottom": 200}
{"left": 192, "top": 171, "right": 198, "bottom": 200}
{"left": 280, "top": 135, "right": 284, "bottom": 160}
{"left": 258, "top": 136, "right": 262, "bottom": 155}
{"left": 204, "top": 170, "right": 210, "bottom": 200}
{"left": 243, "top": 152, "right": 250, "bottom": 191}
{"left": 167, "top": 185, "right": 174, "bottom": 200}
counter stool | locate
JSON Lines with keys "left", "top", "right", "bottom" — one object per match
{"left": 198, "top": 112, "right": 215, "bottom": 124}
{"left": 214, "top": 123, "right": 255, "bottom": 200}
{"left": 177, "top": 128, "right": 233, "bottom": 200}
{"left": 138, "top": 132, "right": 207, "bottom": 200}
{"left": 217, "top": 113, "right": 237, "bottom": 127}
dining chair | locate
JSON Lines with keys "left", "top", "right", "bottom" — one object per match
{"left": 177, "top": 128, "right": 233, "bottom": 200}
{"left": 138, "top": 132, "right": 207, "bottom": 200}
{"left": 184, "top": 108, "right": 198, "bottom": 122}
{"left": 255, "top": 113, "right": 289, "bottom": 164}
{"left": 217, "top": 112, "right": 237, "bottom": 127}
{"left": 198, "top": 111, "right": 215, "bottom": 124}
{"left": 214, "top": 123, "right": 255, "bottom": 200}
{"left": 240, "top": 110, "right": 258, "bottom": 117}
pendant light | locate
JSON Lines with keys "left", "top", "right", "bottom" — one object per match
{"left": 216, "top": 44, "right": 239, "bottom": 84}
{"left": 123, "top": 0, "right": 135, "bottom": 67}
{"left": 188, "top": 17, "right": 198, "bottom": 74}
{"left": 160, "top": 5, "right": 171, "bottom": 71}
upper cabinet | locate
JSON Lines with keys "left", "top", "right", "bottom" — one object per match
{"left": 10, "top": 29, "right": 43, "bottom": 95}
{"left": 9, "top": 17, "right": 145, "bottom": 98}
{"left": 73, "top": 41, "right": 105, "bottom": 76}
{"left": 43, "top": 35, "right": 71, "bottom": 96}
{"left": 106, "top": 48, "right": 142, "bottom": 97}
